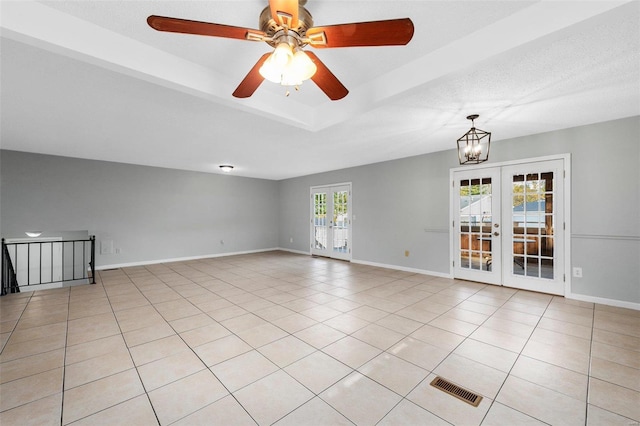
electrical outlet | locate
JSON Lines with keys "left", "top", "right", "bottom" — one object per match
{"left": 115, "top": 248, "right": 121, "bottom": 254}
{"left": 404, "top": 250, "right": 410, "bottom": 257}
{"left": 572, "top": 267, "right": 583, "bottom": 278}
{"left": 289, "top": 237, "right": 294, "bottom": 243}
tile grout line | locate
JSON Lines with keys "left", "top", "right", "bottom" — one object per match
{"left": 162, "top": 258, "right": 358, "bottom": 425}
{"left": 375, "top": 282, "right": 499, "bottom": 426}
{"left": 123, "top": 262, "right": 261, "bottom": 426}
{"left": 95, "top": 271, "right": 162, "bottom": 426}
{"left": 153, "top": 259, "right": 423, "bottom": 424}
{"left": 584, "top": 305, "right": 596, "bottom": 426}
{"left": 59, "top": 286, "right": 72, "bottom": 426}
{"left": 477, "top": 293, "right": 566, "bottom": 425}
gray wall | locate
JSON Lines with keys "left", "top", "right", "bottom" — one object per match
{"left": 278, "top": 150, "right": 454, "bottom": 274}
{"left": 278, "top": 116, "right": 640, "bottom": 305}
{"left": 1, "top": 116, "right": 638, "bottom": 305}
{"left": 0, "top": 151, "right": 279, "bottom": 267}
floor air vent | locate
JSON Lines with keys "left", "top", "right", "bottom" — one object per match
{"left": 430, "top": 376, "right": 483, "bottom": 407}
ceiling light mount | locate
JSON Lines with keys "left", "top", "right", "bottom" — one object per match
{"left": 457, "top": 114, "right": 491, "bottom": 165}
{"left": 258, "top": 5, "right": 314, "bottom": 47}
{"left": 219, "top": 165, "right": 234, "bottom": 173}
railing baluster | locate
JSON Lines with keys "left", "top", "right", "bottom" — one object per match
{"left": 82, "top": 241, "right": 86, "bottom": 279}
{"left": 51, "top": 241, "right": 54, "bottom": 284}
{"left": 26, "top": 244, "right": 29, "bottom": 286}
{"left": 14, "top": 245, "right": 18, "bottom": 292}
{"left": 91, "top": 236, "right": 96, "bottom": 284}
{"left": 2, "top": 238, "right": 5, "bottom": 296}
{"left": 72, "top": 241, "right": 76, "bottom": 280}
{"left": 39, "top": 242, "right": 42, "bottom": 285}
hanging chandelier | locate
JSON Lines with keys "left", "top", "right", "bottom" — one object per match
{"left": 457, "top": 114, "right": 491, "bottom": 165}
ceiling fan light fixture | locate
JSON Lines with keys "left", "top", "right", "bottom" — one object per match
{"left": 260, "top": 43, "right": 316, "bottom": 88}
{"left": 457, "top": 114, "right": 491, "bottom": 165}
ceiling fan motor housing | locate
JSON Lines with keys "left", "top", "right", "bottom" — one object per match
{"left": 259, "top": 6, "right": 314, "bottom": 48}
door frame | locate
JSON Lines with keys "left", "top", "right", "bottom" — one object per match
{"left": 310, "top": 182, "right": 353, "bottom": 261}
{"left": 449, "top": 154, "right": 571, "bottom": 295}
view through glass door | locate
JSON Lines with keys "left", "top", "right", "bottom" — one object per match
{"left": 453, "top": 168, "right": 502, "bottom": 285}
{"left": 311, "top": 184, "right": 351, "bottom": 261}
{"left": 502, "top": 160, "right": 564, "bottom": 294}
{"left": 453, "top": 159, "right": 565, "bottom": 295}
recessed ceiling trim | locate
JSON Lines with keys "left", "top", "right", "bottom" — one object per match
{"left": 1, "top": 1, "right": 629, "bottom": 134}
{"left": 0, "top": 0, "right": 317, "bottom": 130}
{"left": 310, "top": 1, "right": 632, "bottom": 132}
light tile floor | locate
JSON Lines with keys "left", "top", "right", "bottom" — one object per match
{"left": 1, "top": 251, "right": 639, "bottom": 425}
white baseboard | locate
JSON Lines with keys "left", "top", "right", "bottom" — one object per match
{"left": 566, "top": 292, "right": 640, "bottom": 311}
{"left": 96, "top": 248, "right": 280, "bottom": 271}
{"left": 351, "top": 259, "right": 453, "bottom": 279}
{"left": 276, "top": 248, "right": 311, "bottom": 256}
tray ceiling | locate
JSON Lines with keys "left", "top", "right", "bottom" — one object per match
{"left": 1, "top": 1, "right": 638, "bottom": 179}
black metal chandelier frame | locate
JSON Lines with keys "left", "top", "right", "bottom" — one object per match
{"left": 457, "top": 114, "right": 491, "bottom": 165}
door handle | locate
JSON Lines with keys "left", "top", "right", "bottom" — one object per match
{"left": 494, "top": 232, "right": 500, "bottom": 236}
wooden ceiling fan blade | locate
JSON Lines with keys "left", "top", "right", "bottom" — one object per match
{"left": 147, "top": 15, "right": 265, "bottom": 41}
{"left": 307, "top": 18, "right": 414, "bottom": 48}
{"left": 232, "top": 53, "right": 271, "bottom": 98}
{"left": 305, "top": 52, "right": 348, "bottom": 101}
{"left": 268, "top": 0, "right": 299, "bottom": 29}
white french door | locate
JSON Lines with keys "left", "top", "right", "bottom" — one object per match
{"left": 453, "top": 158, "right": 566, "bottom": 295}
{"left": 453, "top": 168, "right": 503, "bottom": 285}
{"left": 501, "top": 160, "right": 564, "bottom": 294}
{"left": 311, "top": 184, "right": 351, "bottom": 261}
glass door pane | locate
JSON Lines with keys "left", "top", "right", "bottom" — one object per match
{"left": 453, "top": 168, "right": 502, "bottom": 285}
{"left": 459, "top": 177, "right": 494, "bottom": 272}
{"left": 311, "top": 184, "right": 351, "bottom": 261}
{"left": 510, "top": 172, "right": 554, "bottom": 279}
{"left": 313, "top": 192, "right": 327, "bottom": 250}
{"left": 333, "top": 190, "right": 349, "bottom": 254}
{"left": 502, "top": 159, "right": 564, "bottom": 295}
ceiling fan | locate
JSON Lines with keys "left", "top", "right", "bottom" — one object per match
{"left": 147, "top": 0, "right": 414, "bottom": 100}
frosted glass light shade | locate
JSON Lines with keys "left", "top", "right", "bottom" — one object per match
{"left": 290, "top": 50, "right": 317, "bottom": 82}
{"left": 259, "top": 45, "right": 317, "bottom": 86}
{"left": 259, "top": 54, "right": 284, "bottom": 83}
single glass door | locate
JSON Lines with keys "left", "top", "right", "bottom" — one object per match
{"left": 453, "top": 168, "right": 502, "bottom": 285}
{"left": 502, "top": 160, "right": 564, "bottom": 294}
{"left": 311, "top": 184, "right": 351, "bottom": 261}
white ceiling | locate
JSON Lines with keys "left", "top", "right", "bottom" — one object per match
{"left": 1, "top": 1, "right": 638, "bottom": 180}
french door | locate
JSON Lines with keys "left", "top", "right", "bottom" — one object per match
{"left": 453, "top": 168, "right": 503, "bottom": 285}
{"left": 453, "top": 159, "right": 566, "bottom": 295}
{"left": 311, "top": 184, "right": 351, "bottom": 261}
